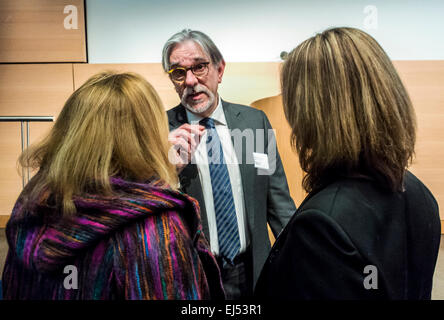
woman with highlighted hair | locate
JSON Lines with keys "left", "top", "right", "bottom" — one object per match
{"left": 1, "top": 72, "right": 224, "bottom": 300}
{"left": 255, "top": 27, "right": 440, "bottom": 300}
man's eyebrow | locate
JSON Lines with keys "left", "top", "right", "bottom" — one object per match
{"left": 193, "top": 57, "right": 209, "bottom": 63}
{"left": 169, "top": 57, "right": 209, "bottom": 69}
{"left": 169, "top": 62, "right": 180, "bottom": 70}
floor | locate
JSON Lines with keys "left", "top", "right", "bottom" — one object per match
{"left": 1, "top": 229, "right": 444, "bottom": 299}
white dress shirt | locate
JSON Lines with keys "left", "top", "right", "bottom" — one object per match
{"left": 186, "top": 97, "right": 249, "bottom": 256}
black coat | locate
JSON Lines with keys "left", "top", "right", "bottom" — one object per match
{"left": 254, "top": 171, "right": 441, "bottom": 299}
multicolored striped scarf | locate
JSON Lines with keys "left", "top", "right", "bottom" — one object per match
{"left": 1, "top": 177, "right": 225, "bottom": 300}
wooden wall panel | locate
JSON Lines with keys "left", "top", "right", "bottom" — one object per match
{"left": 0, "top": 64, "right": 73, "bottom": 222}
{"left": 0, "top": 122, "right": 51, "bottom": 223}
{"left": 252, "top": 95, "right": 306, "bottom": 207}
{"left": 394, "top": 61, "right": 444, "bottom": 221}
{"left": 252, "top": 61, "right": 444, "bottom": 224}
{"left": 219, "top": 62, "right": 282, "bottom": 106}
{"left": 0, "top": 122, "right": 22, "bottom": 223}
{"left": 72, "top": 62, "right": 283, "bottom": 111}
{"left": 73, "top": 63, "right": 181, "bottom": 110}
{"left": 0, "top": 64, "right": 74, "bottom": 117}
{"left": 0, "top": 0, "right": 86, "bottom": 63}
{"left": 0, "top": 61, "right": 443, "bottom": 229}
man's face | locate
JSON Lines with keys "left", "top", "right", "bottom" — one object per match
{"left": 168, "top": 40, "right": 225, "bottom": 118}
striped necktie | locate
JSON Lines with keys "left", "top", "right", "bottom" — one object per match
{"left": 199, "top": 117, "right": 240, "bottom": 265}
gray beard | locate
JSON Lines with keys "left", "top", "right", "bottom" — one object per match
{"left": 181, "top": 85, "right": 215, "bottom": 115}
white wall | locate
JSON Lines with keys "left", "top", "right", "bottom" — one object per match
{"left": 86, "top": 0, "right": 444, "bottom": 63}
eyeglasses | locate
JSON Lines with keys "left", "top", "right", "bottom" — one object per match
{"left": 167, "top": 62, "right": 210, "bottom": 83}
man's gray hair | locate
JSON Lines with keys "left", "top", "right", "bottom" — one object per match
{"left": 161, "top": 29, "right": 224, "bottom": 72}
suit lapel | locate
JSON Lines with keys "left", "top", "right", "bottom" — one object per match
{"left": 168, "top": 104, "right": 187, "bottom": 129}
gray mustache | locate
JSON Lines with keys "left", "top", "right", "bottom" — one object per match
{"left": 183, "top": 85, "right": 209, "bottom": 99}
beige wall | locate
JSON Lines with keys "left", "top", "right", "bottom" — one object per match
{"left": 0, "top": 0, "right": 86, "bottom": 63}
{"left": 0, "top": 64, "right": 74, "bottom": 222}
{"left": 0, "top": 61, "right": 443, "bottom": 231}
{"left": 0, "top": 62, "right": 285, "bottom": 223}
{"left": 252, "top": 61, "right": 444, "bottom": 213}
{"left": 393, "top": 61, "right": 444, "bottom": 218}
{"left": 0, "top": 0, "right": 86, "bottom": 224}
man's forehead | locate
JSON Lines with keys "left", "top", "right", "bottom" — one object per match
{"left": 169, "top": 40, "right": 210, "bottom": 65}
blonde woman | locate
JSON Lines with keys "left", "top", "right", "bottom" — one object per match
{"left": 255, "top": 27, "right": 440, "bottom": 299}
{"left": 1, "top": 72, "right": 224, "bottom": 300}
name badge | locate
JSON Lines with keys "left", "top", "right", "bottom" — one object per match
{"left": 253, "top": 152, "right": 269, "bottom": 170}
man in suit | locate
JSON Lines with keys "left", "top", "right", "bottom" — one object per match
{"left": 162, "top": 29, "right": 296, "bottom": 299}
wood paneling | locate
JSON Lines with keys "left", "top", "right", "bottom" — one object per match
{"left": 72, "top": 62, "right": 283, "bottom": 110}
{"left": 252, "top": 95, "right": 306, "bottom": 207}
{"left": 0, "top": 214, "right": 10, "bottom": 227}
{"left": 0, "top": 0, "right": 86, "bottom": 63}
{"left": 0, "top": 64, "right": 73, "bottom": 217}
{"left": 73, "top": 63, "right": 180, "bottom": 110}
{"left": 0, "top": 64, "right": 74, "bottom": 117}
{"left": 252, "top": 61, "right": 444, "bottom": 222}
{"left": 0, "top": 61, "right": 443, "bottom": 229}
{"left": 0, "top": 122, "right": 22, "bottom": 219}
{"left": 394, "top": 61, "right": 444, "bottom": 219}
{"left": 0, "top": 122, "right": 51, "bottom": 220}
{"left": 220, "top": 62, "right": 282, "bottom": 106}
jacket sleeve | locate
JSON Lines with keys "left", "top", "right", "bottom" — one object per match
{"left": 256, "top": 209, "right": 385, "bottom": 299}
{"left": 261, "top": 111, "right": 296, "bottom": 236}
{"left": 111, "top": 210, "right": 216, "bottom": 300}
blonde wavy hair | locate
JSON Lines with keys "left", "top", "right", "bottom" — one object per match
{"left": 19, "top": 71, "right": 178, "bottom": 216}
{"left": 282, "top": 27, "right": 416, "bottom": 193}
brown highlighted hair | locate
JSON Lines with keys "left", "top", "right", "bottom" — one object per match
{"left": 281, "top": 27, "right": 416, "bottom": 193}
{"left": 19, "top": 71, "right": 178, "bottom": 216}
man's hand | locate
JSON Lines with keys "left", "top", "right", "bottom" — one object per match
{"left": 168, "top": 123, "right": 205, "bottom": 173}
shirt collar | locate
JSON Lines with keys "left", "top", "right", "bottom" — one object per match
{"left": 186, "top": 96, "right": 227, "bottom": 126}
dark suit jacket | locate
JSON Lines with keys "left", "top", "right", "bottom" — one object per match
{"left": 167, "top": 100, "right": 296, "bottom": 286}
{"left": 254, "top": 171, "right": 441, "bottom": 299}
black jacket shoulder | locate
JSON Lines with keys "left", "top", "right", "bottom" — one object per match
{"left": 255, "top": 171, "right": 440, "bottom": 299}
